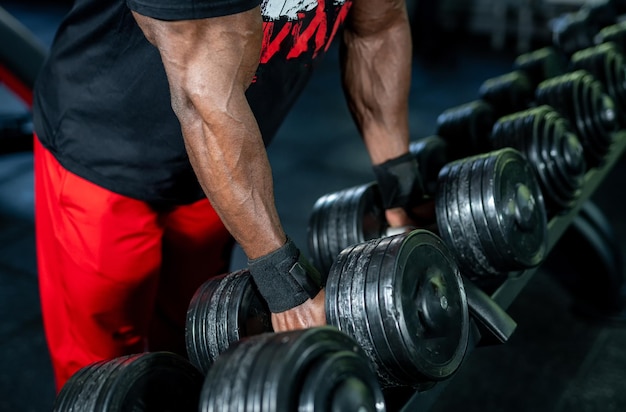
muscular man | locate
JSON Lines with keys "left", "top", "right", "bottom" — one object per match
{"left": 33, "top": 0, "right": 421, "bottom": 391}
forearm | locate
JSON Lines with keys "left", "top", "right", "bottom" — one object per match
{"left": 132, "top": 8, "right": 286, "bottom": 259}
{"left": 341, "top": 0, "right": 413, "bottom": 165}
{"left": 180, "top": 97, "right": 287, "bottom": 259}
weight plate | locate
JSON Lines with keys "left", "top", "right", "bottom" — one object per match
{"left": 299, "top": 351, "right": 385, "bottom": 412}
{"left": 481, "top": 148, "right": 548, "bottom": 270}
{"left": 331, "top": 238, "right": 402, "bottom": 386}
{"left": 185, "top": 275, "right": 225, "bottom": 374}
{"left": 436, "top": 160, "right": 474, "bottom": 276}
{"left": 202, "top": 327, "right": 384, "bottom": 412}
{"left": 467, "top": 154, "right": 504, "bottom": 276}
{"left": 55, "top": 352, "right": 203, "bottom": 412}
{"left": 308, "top": 183, "right": 386, "bottom": 274}
{"left": 327, "top": 230, "right": 469, "bottom": 386}
{"left": 513, "top": 46, "right": 568, "bottom": 87}
{"left": 478, "top": 70, "right": 534, "bottom": 117}
{"left": 185, "top": 270, "right": 272, "bottom": 374}
{"left": 572, "top": 42, "right": 626, "bottom": 126}
{"left": 200, "top": 332, "right": 272, "bottom": 412}
{"left": 363, "top": 236, "right": 418, "bottom": 386}
{"left": 597, "top": 22, "right": 626, "bottom": 51}
{"left": 436, "top": 100, "right": 495, "bottom": 159}
{"left": 54, "top": 358, "right": 118, "bottom": 411}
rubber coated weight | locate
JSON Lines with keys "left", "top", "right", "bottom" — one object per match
{"left": 326, "top": 230, "right": 469, "bottom": 387}
{"left": 436, "top": 100, "right": 496, "bottom": 160}
{"left": 552, "top": 4, "right": 617, "bottom": 56}
{"left": 185, "top": 269, "right": 272, "bottom": 374}
{"left": 491, "top": 105, "right": 586, "bottom": 214}
{"left": 188, "top": 231, "right": 469, "bottom": 389}
{"left": 596, "top": 22, "right": 626, "bottom": 52}
{"left": 435, "top": 148, "right": 548, "bottom": 277}
{"left": 535, "top": 70, "right": 619, "bottom": 167}
{"left": 571, "top": 42, "right": 626, "bottom": 126}
{"left": 307, "top": 182, "right": 386, "bottom": 274}
{"left": 199, "top": 327, "right": 386, "bottom": 412}
{"left": 478, "top": 70, "right": 534, "bottom": 118}
{"left": 409, "top": 135, "right": 449, "bottom": 197}
{"left": 53, "top": 352, "right": 204, "bottom": 412}
{"left": 513, "top": 47, "right": 568, "bottom": 89}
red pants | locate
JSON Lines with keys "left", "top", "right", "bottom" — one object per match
{"left": 33, "top": 137, "right": 234, "bottom": 392}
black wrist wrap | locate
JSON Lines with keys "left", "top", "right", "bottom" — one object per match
{"left": 248, "top": 238, "right": 323, "bottom": 313}
{"left": 372, "top": 152, "right": 425, "bottom": 210}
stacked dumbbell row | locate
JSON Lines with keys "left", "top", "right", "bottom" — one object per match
{"left": 308, "top": 147, "right": 548, "bottom": 279}
{"left": 436, "top": 8, "right": 626, "bottom": 218}
{"left": 52, "top": 230, "right": 470, "bottom": 411}
{"left": 52, "top": 328, "right": 386, "bottom": 412}
{"left": 50, "top": 3, "right": 626, "bottom": 411}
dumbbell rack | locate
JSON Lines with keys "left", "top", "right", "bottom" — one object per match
{"left": 396, "top": 129, "right": 626, "bottom": 411}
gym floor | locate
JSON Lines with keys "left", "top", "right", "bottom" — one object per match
{"left": 1, "top": 1, "right": 626, "bottom": 411}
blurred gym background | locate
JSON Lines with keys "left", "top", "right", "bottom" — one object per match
{"left": 1, "top": 0, "right": 626, "bottom": 411}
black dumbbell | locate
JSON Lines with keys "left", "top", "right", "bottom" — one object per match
{"left": 552, "top": 2, "right": 618, "bottom": 56}
{"left": 535, "top": 69, "right": 619, "bottom": 167}
{"left": 53, "top": 352, "right": 204, "bottom": 412}
{"left": 491, "top": 105, "right": 587, "bottom": 215}
{"left": 186, "top": 230, "right": 470, "bottom": 389}
{"left": 513, "top": 47, "right": 569, "bottom": 90}
{"left": 596, "top": 21, "right": 626, "bottom": 53}
{"left": 306, "top": 136, "right": 447, "bottom": 274}
{"left": 571, "top": 42, "right": 626, "bottom": 126}
{"left": 435, "top": 100, "right": 496, "bottom": 160}
{"left": 478, "top": 70, "right": 535, "bottom": 119}
{"left": 198, "top": 327, "right": 386, "bottom": 412}
{"left": 307, "top": 148, "right": 548, "bottom": 278}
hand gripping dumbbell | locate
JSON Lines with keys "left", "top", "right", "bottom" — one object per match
{"left": 308, "top": 147, "right": 548, "bottom": 279}
{"left": 186, "top": 230, "right": 471, "bottom": 390}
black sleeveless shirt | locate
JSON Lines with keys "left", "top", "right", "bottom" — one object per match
{"left": 33, "top": 0, "right": 352, "bottom": 206}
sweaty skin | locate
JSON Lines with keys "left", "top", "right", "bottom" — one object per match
{"left": 132, "top": 0, "right": 415, "bottom": 331}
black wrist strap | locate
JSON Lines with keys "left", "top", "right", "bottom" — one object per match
{"left": 248, "top": 237, "right": 323, "bottom": 313}
{"left": 372, "top": 152, "right": 424, "bottom": 210}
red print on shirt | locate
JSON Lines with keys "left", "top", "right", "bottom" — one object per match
{"left": 259, "top": 0, "right": 353, "bottom": 64}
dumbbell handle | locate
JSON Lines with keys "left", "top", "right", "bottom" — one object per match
{"left": 462, "top": 278, "right": 517, "bottom": 346}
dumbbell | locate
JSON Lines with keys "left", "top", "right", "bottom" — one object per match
{"left": 491, "top": 105, "right": 586, "bottom": 215}
{"left": 308, "top": 147, "right": 548, "bottom": 278}
{"left": 199, "top": 327, "right": 386, "bottom": 412}
{"left": 186, "top": 229, "right": 470, "bottom": 389}
{"left": 570, "top": 42, "right": 626, "bottom": 126}
{"left": 478, "top": 70, "right": 535, "bottom": 119}
{"left": 551, "top": 2, "right": 619, "bottom": 56}
{"left": 596, "top": 21, "right": 626, "bottom": 53}
{"left": 435, "top": 100, "right": 496, "bottom": 160}
{"left": 54, "top": 352, "right": 204, "bottom": 412}
{"left": 513, "top": 47, "right": 569, "bottom": 90}
{"left": 440, "top": 48, "right": 571, "bottom": 153}
{"left": 535, "top": 69, "right": 619, "bottom": 167}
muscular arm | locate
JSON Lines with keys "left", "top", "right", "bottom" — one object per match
{"left": 132, "top": 8, "right": 325, "bottom": 329}
{"left": 133, "top": 8, "right": 285, "bottom": 259}
{"left": 341, "top": 0, "right": 418, "bottom": 226}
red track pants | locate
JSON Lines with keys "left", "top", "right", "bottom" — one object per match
{"left": 33, "top": 137, "right": 234, "bottom": 392}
